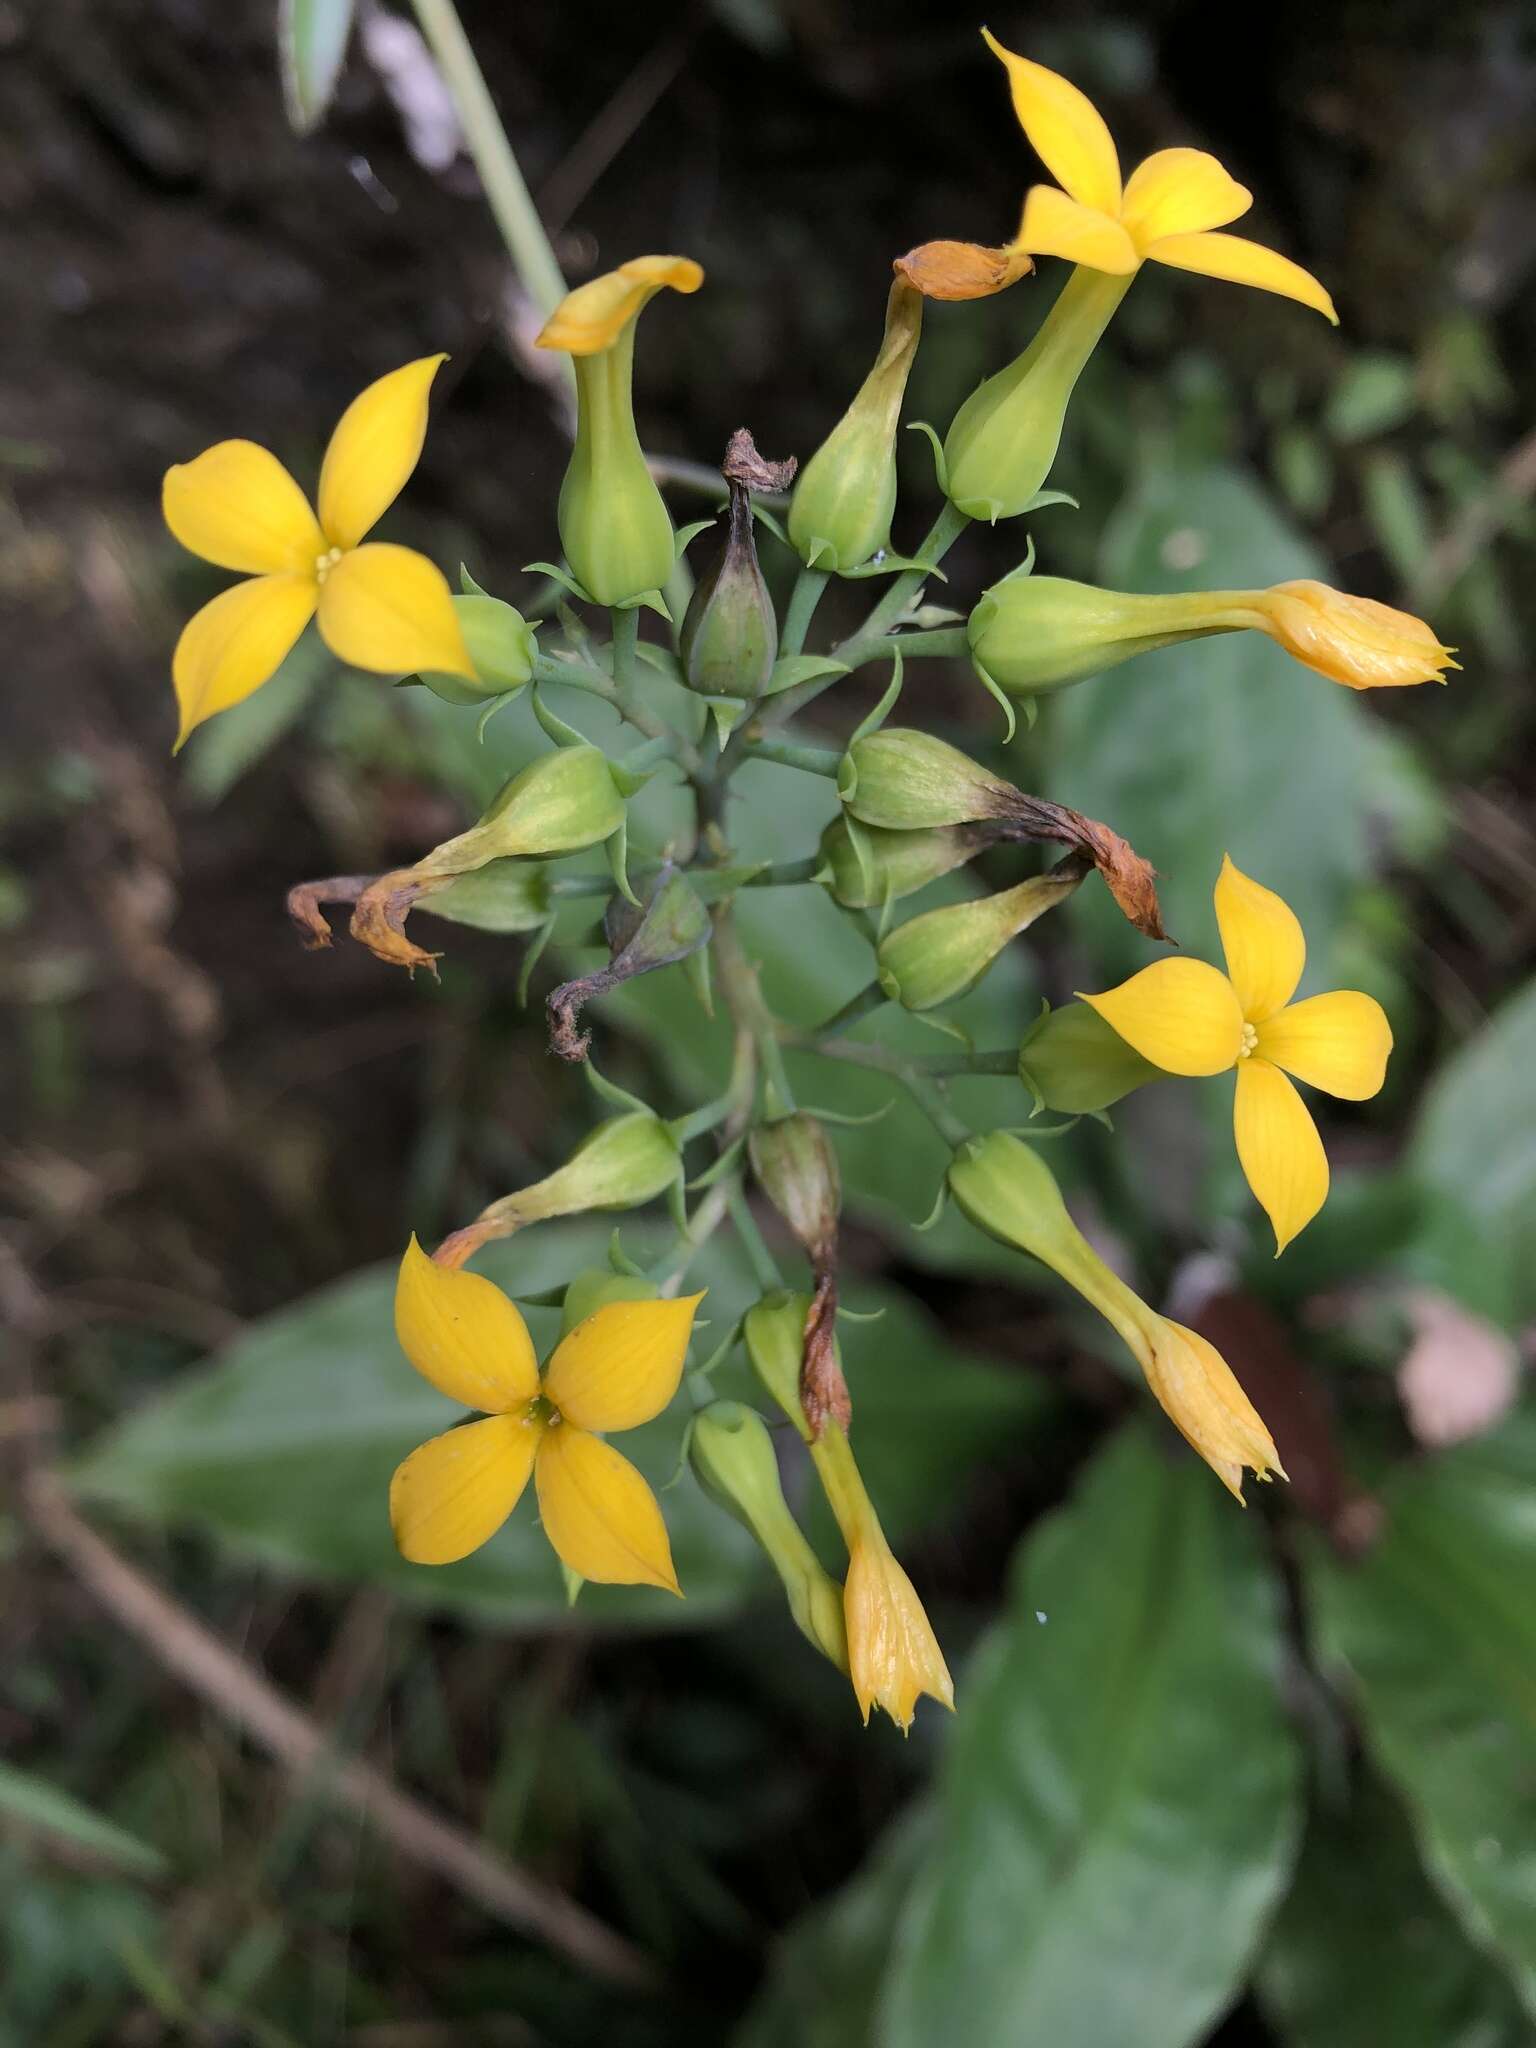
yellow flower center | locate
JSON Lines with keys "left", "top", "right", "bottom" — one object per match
{"left": 314, "top": 544, "right": 345, "bottom": 584}
{"left": 1239, "top": 1021, "right": 1259, "bottom": 1058}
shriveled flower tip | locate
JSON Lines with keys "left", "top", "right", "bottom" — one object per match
{"left": 1142, "top": 1317, "right": 1285, "bottom": 1502}
{"left": 843, "top": 1532, "right": 954, "bottom": 1732}
{"left": 1256, "top": 580, "right": 1458, "bottom": 690}
{"left": 536, "top": 255, "right": 704, "bottom": 355}
{"left": 894, "top": 239, "right": 1034, "bottom": 301}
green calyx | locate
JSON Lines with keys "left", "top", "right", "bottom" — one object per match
{"left": 1017, "top": 1001, "right": 1159, "bottom": 1113}
{"left": 967, "top": 575, "right": 1227, "bottom": 698}
{"left": 876, "top": 869, "right": 1083, "bottom": 1011}
{"left": 559, "top": 328, "right": 678, "bottom": 606}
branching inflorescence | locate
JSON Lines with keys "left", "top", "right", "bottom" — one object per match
{"left": 162, "top": 34, "right": 1453, "bottom": 1731}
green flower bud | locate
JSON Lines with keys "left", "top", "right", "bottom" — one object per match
{"left": 837, "top": 728, "right": 1017, "bottom": 831}
{"left": 817, "top": 816, "right": 990, "bottom": 909}
{"left": 536, "top": 255, "right": 705, "bottom": 606}
{"left": 419, "top": 594, "right": 538, "bottom": 704}
{"left": 788, "top": 281, "right": 923, "bottom": 571}
{"left": 968, "top": 576, "right": 1216, "bottom": 699}
{"left": 944, "top": 268, "right": 1131, "bottom": 523}
{"left": 748, "top": 1113, "right": 841, "bottom": 1265}
{"left": 743, "top": 1290, "right": 817, "bottom": 1442}
{"left": 415, "top": 859, "right": 551, "bottom": 935}
{"left": 689, "top": 1401, "right": 849, "bottom": 1672}
{"left": 876, "top": 869, "right": 1082, "bottom": 1011}
{"left": 560, "top": 1265, "right": 658, "bottom": 1335}
{"left": 1017, "top": 1002, "right": 1159, "bottom": 1113}
{"left": 414, "top": 745, "right": 625, "bottom": 882}
{"left": 680, "top": 432, "right": 791, "bottom": 698}
{"left": 472, "top": 1111, "right": 683, "bottom": 1238}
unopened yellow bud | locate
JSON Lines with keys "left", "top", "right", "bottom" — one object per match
{"left": 948, "top": 1131, "right": 1281, "bottom": 1499}
{"left": 788, "top": 281, "right": 923, "bottom": 572}
{"left": 1247, "top": 580, "right": 1457, "bottom": 690}
{"left": 944, "top": 267, "right": 1131, "bottom": 522}
{"left": 536, "top": 256, "right": 704, "bottom": 606}
{"left": 877, "top": 869, "right": 1082, "bottom": 1011}
{"left": 689, "top": 1401, "right": 849, "bottom": 1672}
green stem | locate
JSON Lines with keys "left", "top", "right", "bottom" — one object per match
{"left": 409, "top": 0, "right": 568, "bottom": 322}
{"left": 887, "top": 626, "right": 971, "bottom": 660}
{"left": 780, "top": 567, "right": 830, "bottom": 659}
{"left": 802, "top": 1036, "right": 973, "bottom": 1147}
{"left": 728, "top": 1185, "right": 785, "bottom": 1294}
{"left": 737, "top": 738, "right": 844, "bottom": 778}
{"left": 656, "top": 1177, "right": 735, "bottom": 1296}
{"left": 812, "top": 981, "right": 888, "bottom": 1039}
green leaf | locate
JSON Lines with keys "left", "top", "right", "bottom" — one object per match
{"left": 179, "top": 636, "right": 330, "bottom": 804}
{"left": 762, "top": 653, "right": 851, "bottom": 697}
{"left": 1408, "top": 979, "right": 1536, "bottom": 1325}
{"left": 1257, "top": 1772, "right": 1530, "bottom": 2048}
{"left": 66, "top": 1220, "right": 1037, "bottom": 1626}
{"left": 277, "top": 0, "right": 356, "bottom": 136}
{"left": 1047, "top": 461, "right": 1434, "bottom": 979}
{"left": 1305, "top": 1405, "right": 1536, "bottom": 2019}
{"left": 881, "top": 1425, "right": 1302, "bottom": 2048}
{"left": 0, "top": 1763, "right": 167, "bottom": 1879}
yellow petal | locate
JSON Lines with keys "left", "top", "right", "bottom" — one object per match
{"left": 1078, "top": 958, "right": 1245, "bottom": 1076}
{"left": 163, "top": 440, "right": 325, "bottom": 575}
{"left": 394, "top": 1234, "right": 539, "bottom": 1413}
{"left": 317, "top": 543, "right": 475, "bottom": 678}
{"left": 981, "top": 31, "right": 1122, "bottom": 215}
{"left": 1256, "top": 991, "right": 1392, "bottom": 1101}
{"left": 1014, "top": 185, "right": 1139, "bottom": 274}
{"left": 1143, "top": 231, "right": 1338, "bottom": 322}
{"left": 171, "top": 574, "right": 317, "bottom": 749}
{"left": 1255, "top": 581, "right": 1458, "bottom": 690}
{"left": 1214, "top": 854, "right": 1305, "bottom": 1023}
{"left": 1120, "top": 148, "right": 1252, "bottom": 247}
{"left": 1143, "top": 1318, "right": 1283, "bottom": 1502}
{"left": 535, "top": 256, "right": 704, "bottom": 356}
{"left": 534, "top": 1426, "right": 680, "bottom": 1593}
{"left": 542, "top": 1293, "right": 705, "bottom": 1434}
{"left": 390, "top": 1412, "right": 541, "bottom": 1565}
{"left": 1234, "top": 1058, "right": 1329, "bottom": 1254}
{"left": 317, "top": 355, "right": 447, "bottom": 550}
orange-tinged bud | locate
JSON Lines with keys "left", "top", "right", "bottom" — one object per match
{"left": 895, "top": 240, "right": 1033, "bottom": 302}
{"left": 1248, "top": 580, "right": 1458, "bottom": 690}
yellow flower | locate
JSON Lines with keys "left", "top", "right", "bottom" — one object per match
{"left": 842, "top": 1516, "right": 955, "bottom": 1731}
{"left": 162, "top": 357, "right": 474, "bottom": 748}
{"left": 982, "top": 32, "right": 1336, "bottom": 321}
{"left": 1245, "top": 580, "right": 1458, "bottom": 690}
{"left": 388, "top": 1236, "right": 703, "bottom": 1589}
{"left": 1081, "top": 857, "right": 1393, "bottom": 1254}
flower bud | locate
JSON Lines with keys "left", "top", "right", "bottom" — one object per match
{"left": 1244, "top": 580, "right": 1457, "bottom": 690}
{"left": 944, "top": 267, "right": 1131, "bottom": 522}
{"left": 838, "top": 728, "right": 1016, "bottom": 831}
{"left": 967, "top": 575, "right": 1204, "bottom": 699}
{"left": 817, "top": 816, "right": 991, "bottom": 909}
{"left": 689, "top": 1401, "right": 849, "bottom": 1672}
{"left": 877, "top": 867, "right": 1082, "bottom": 1011}
{"left": 464, "top": 1111, "right": 682, "bottom": 1245}
{"left": 788, "top": 280, "right": 923, "bottom": 571}
{"left": 748, "top": 1114, "right": 841, "bottom": 1264}
{"left": 418, "top": 594, "right": 538, "bottom": 704}
{"left": 948, "top": 1131, "right": 1281, "bottom": 1499}
{"left": 413, "top": 745, "right": 625, "bottom": 882}
{"left": 559, "top": 1265, "right": 658, "bottom": 1335}
{"left": 536, "top": 255, "right": 704, "bottom": 606}
{"left": 742, "top": 1292, "right": 952, "bottom": 1729}
{"left": 680, "top": 431, "right": 792, "bottom": 699}
{"left": 1017, "top": 1001, "right": 1158, "bottom": 1113}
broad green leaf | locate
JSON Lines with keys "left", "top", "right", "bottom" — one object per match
{"left": 736, "top": 1809, "right": 931, "bottom": 2048}
{"left": 1306, "top": 1405, "right": 1536, "bottom": 2018}
{"left": 1408, "top": 978, "right": 1536, "bottom": 1325}
{"left": 1047, "top": 461, "right": 1432, "bottom": 979}
{"left": 278, "top": 0, "right": 356, "bottom": 135}
{"left": 1258, "top": 1772, "right": 1529, "bottom": 2048}
{"left": 67, "top": 1220, "right": 1038, "bottom": 1628}
{"left": 0, "top": 1764, "right": 167, "bottom": 1879}
{"left": 881, "top": 1425, "right": 1302, "bottom": 2048}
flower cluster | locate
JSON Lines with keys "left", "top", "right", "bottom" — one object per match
{"left": 163, "top": 36, "right": 1450, "bottom": 1728}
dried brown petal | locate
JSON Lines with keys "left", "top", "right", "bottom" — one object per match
{"left": 894, "top": 240, "right": 1034, "bottom": 302}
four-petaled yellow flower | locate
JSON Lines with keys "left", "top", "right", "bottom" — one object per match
{"left": 984, "top": 30, "right": 1337, "bottom": 321}
{"left": 1081, "top": 857, "right": 1392, "bottom": 1253}
{"left": 389, "top": 1237, "right": 703, "bottom": 1590}
{"left": 163, "top": 357, "right": 474, "bottom": 748}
